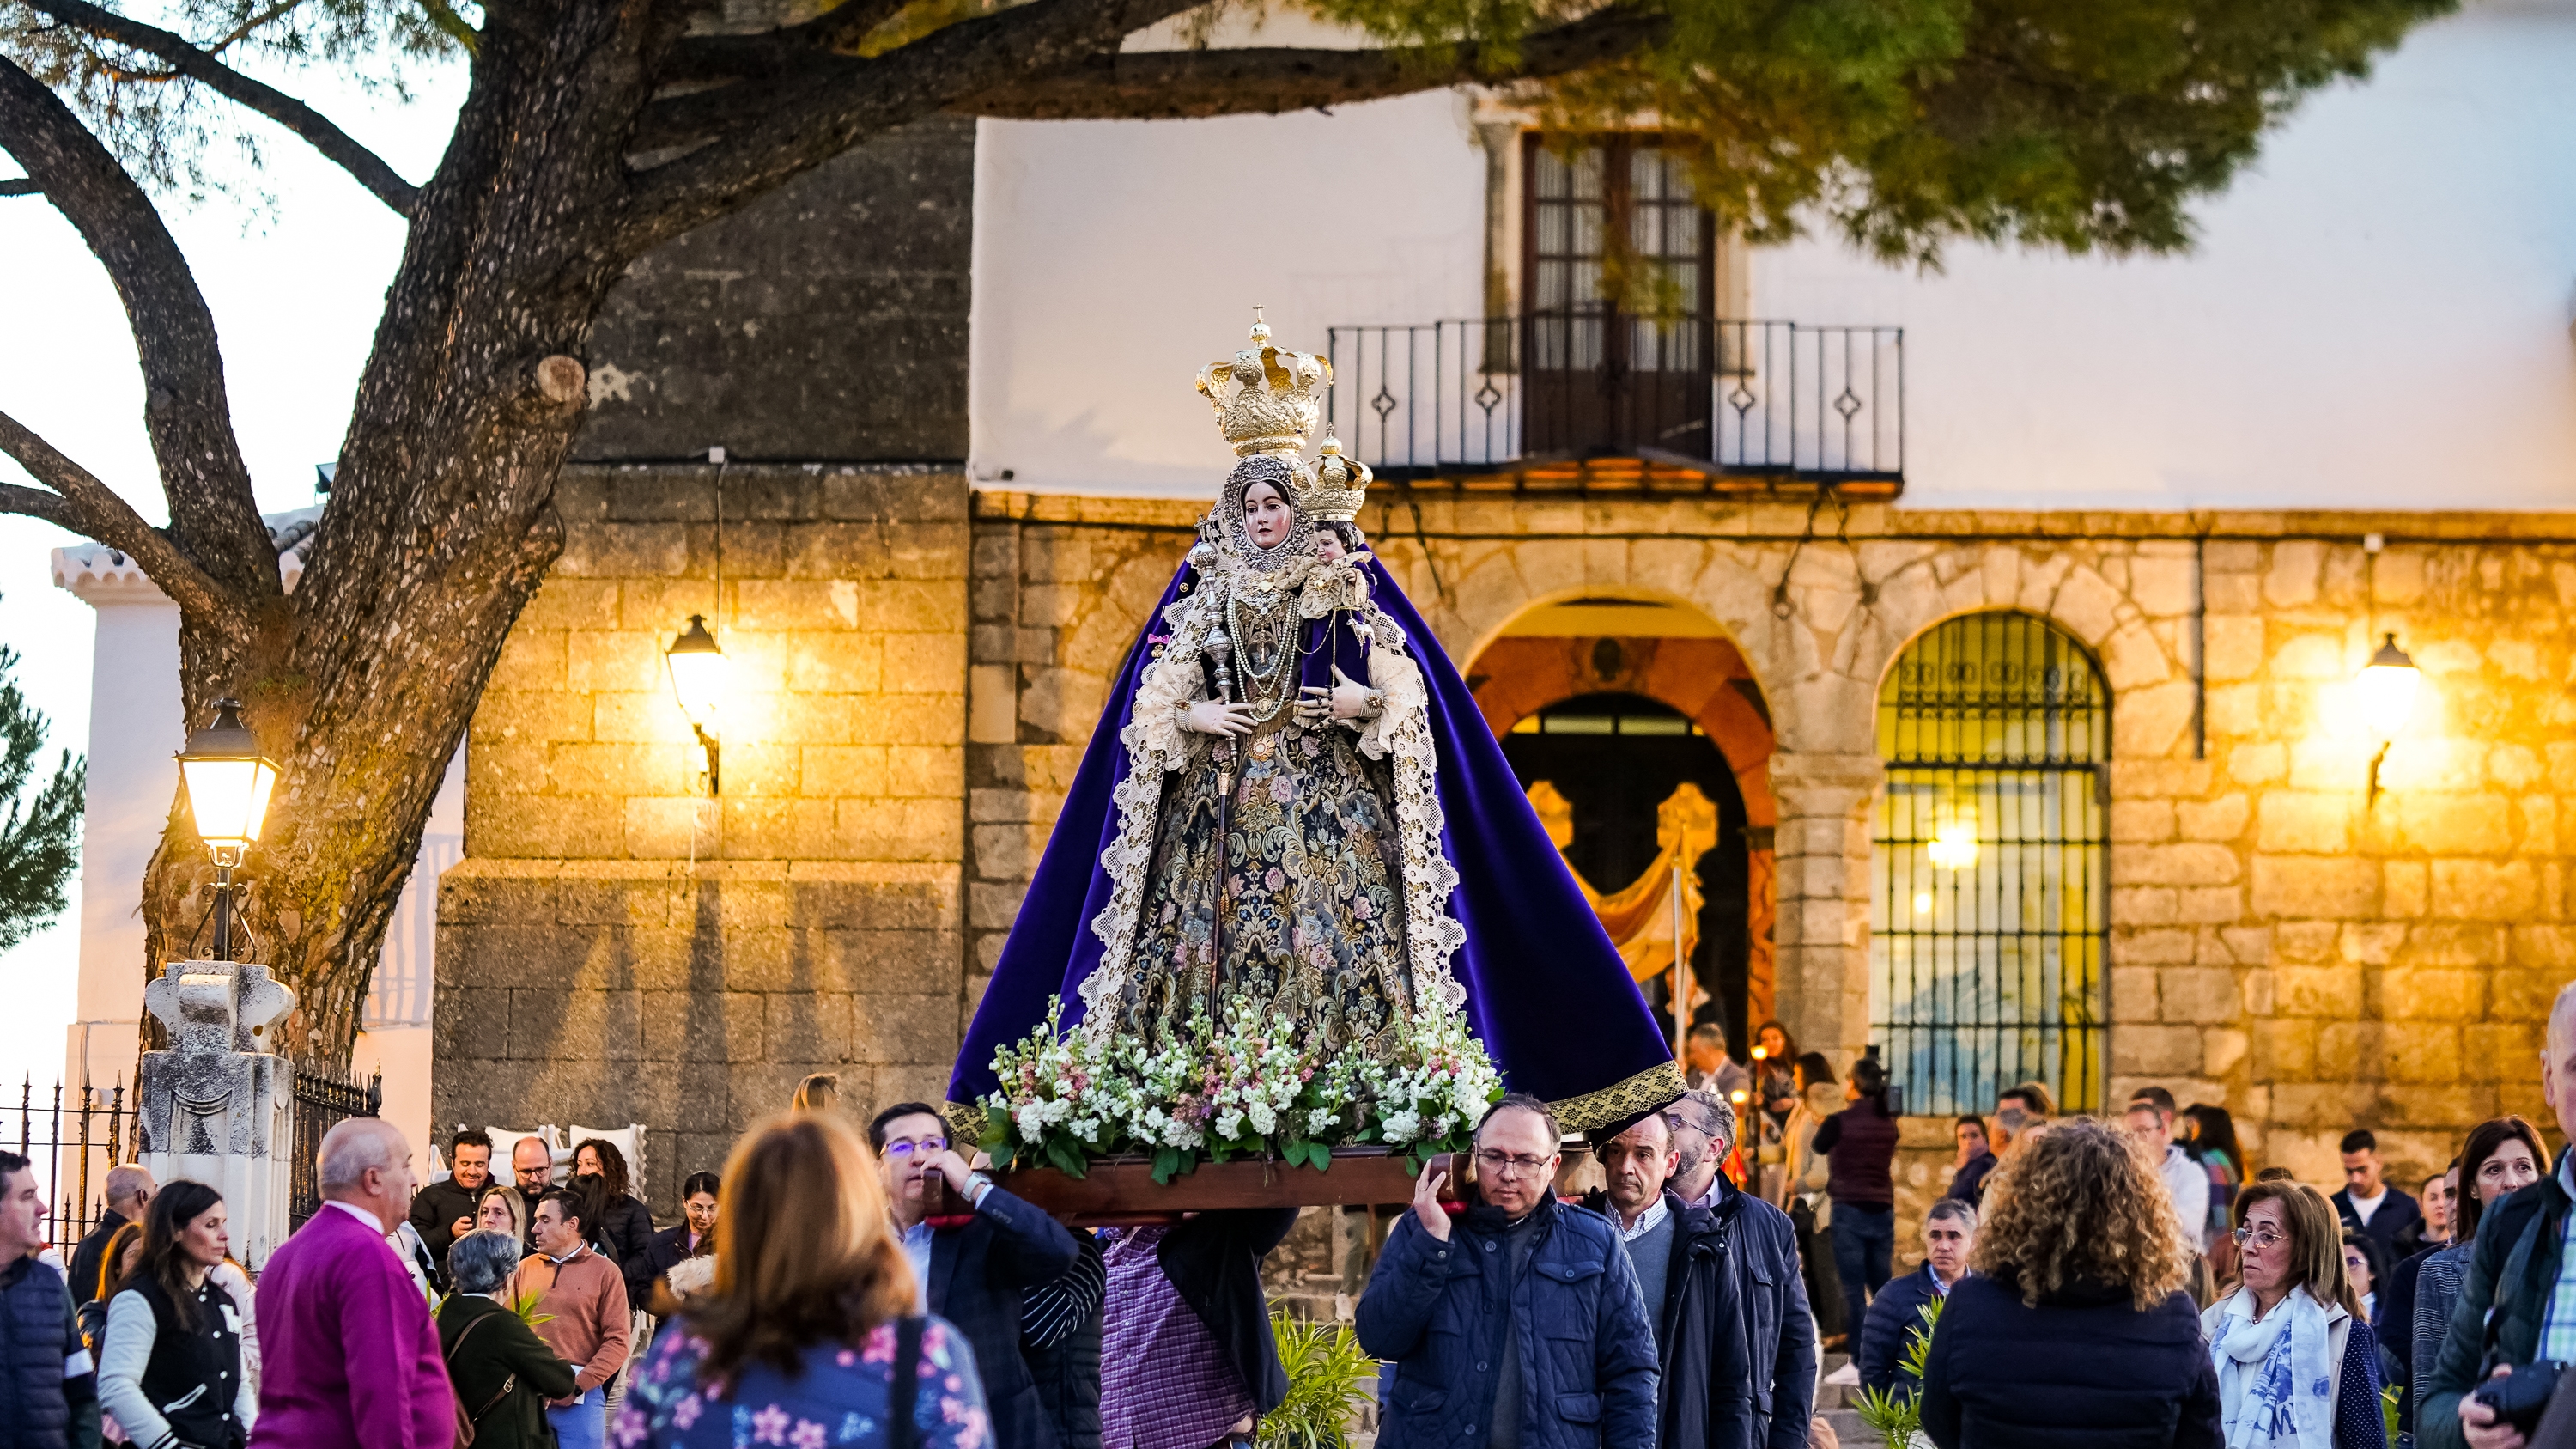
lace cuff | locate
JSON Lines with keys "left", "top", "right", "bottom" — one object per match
{"left": 1132, "top": 649, "right": 1206, "bottom": 766}
{"left": 1355, "top": 643, "right": 1425, "bottom": 761}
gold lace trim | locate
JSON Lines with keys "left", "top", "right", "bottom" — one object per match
{"left": 944, "top": 1099, "right": 989, "bottom": 1142}
{"left": 1548, "top": 1059, "right": 1688, "bottom": 1131}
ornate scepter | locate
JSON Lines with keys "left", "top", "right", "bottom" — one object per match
{"left": 1205, "top": 632, "right": 1236, "bottom": 1024}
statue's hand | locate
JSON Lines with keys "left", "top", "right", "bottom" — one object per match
{"left": 1297, "top": 666, "right": 1382, "bottom": 725}
{"left": 1179, "top": 700, "right": 1255, "bottom": 736}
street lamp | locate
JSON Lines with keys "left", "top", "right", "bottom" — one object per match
{"left": 1926, "top": 815, "right": 1979, "bottom": 872}
{"left": 665, "top": 614, "right": 728, "bottom": 795}
{"left": 175, "top": 697, "right": 277, "bottom": 961}
{"left": 2359, "top": 631, "right": 2420, "bottom": 805}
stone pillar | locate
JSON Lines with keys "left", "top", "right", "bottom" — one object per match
{"left": 138, "top": 961, "right": 297, "bottom": 1268}
{"left": 1770, "top": 752, "right": 1885, "bottom": 1063}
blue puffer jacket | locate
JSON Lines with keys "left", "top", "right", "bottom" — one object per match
{"left": 1357, "top": 1196, "right": 1659, "bottom": 1449}
{"left": 0, "top": 1253, "right": 88, "bottom": 1449}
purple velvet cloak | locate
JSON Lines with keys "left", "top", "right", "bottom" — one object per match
{"left": 946, "top": 553, "right": 1683, "bottom": 1130}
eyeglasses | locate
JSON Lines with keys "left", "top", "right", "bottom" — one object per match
{"left": 1473, "top": 1149, "right": 1554, "bottom": 1179}
{"left": 884, "top": 1137, "right": 948, "bottom": 1158}
{"left": 2231, "top": 1225, "right": 2287, "bottom": 1251}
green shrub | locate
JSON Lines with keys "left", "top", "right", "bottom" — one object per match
{"left": 1259, "top": 1312, "right": 1378, "bottom": 1449}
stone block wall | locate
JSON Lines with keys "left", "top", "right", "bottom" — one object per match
{"left": 434, "top": 464, "right": 972, "bottom": 1206}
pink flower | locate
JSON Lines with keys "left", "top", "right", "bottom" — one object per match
{"left": 1270, "top": 776, "right": 1296, "bottom": 802}
{"left": 1352, "top": 898, "right": 1373, "bottom": 920}
{"left": 671, "top": 1394, "right": 705, "bottom": 1430}
{"left": 861, "top": 1324, "right": 896, "bottom": 1365}
{"left": 1265, "top": 868, "right": 1286, "bottom": 891}
{"left": 791, "top": 1421, "right": 829, "bottom": 1449}
{"left": 836, "top": 1349, "right": 857, "bottom": 1367}
{"left": 752, "top": 1403, "right": 791, "bottom": 1445}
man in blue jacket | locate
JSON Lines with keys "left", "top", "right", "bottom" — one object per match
{"left": 1358, "top": 1094, "right": 1659, "bottom": 1449}
{"left": 1858, "top": 1197, "right": 1975, "bottom": 1397}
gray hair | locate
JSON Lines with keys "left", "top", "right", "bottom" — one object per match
{"left": 2550, "top": 982, "right": 2576, "bottom": 1056}
{"left": 1927, "top": 1197, "right": 1979, "bottom": 1232}
{"left": 1666, "top": 1089, "right": 1738, "bottom": 1153}
{"left": 318, "top": 1118, "right": 401, "bottom": 1193}
{"left": 448, "top": 1231, "right": 523, "bottom": 1295}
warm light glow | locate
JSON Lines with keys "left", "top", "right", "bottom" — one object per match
{"left": 1913, "top": 891, "right": 1934, "bottom": 915}
{"left": 177, "top": 699, "right": 278, "bottom": 855}
{"left": 1749, "top": 1044, "right": 1767, "bottom": 1062}
{"left": 666, "top": 614, "right": 730, "bottom": 730}
{"left": 1926, "top": 817, "right": 1979, "bottom": 871}
{"left": 1729, "top": 1089, "right": 1749, "bottom": 1105}
{"left": 2356, "top": 632, "right": 2421, "bottom": 743}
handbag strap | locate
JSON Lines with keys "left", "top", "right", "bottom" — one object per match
{"left": 445, "top": 1308, "right": 519, "bottom": 1423}
{"left": 887, "top": 1316, "right": 926, "bottom": 1449}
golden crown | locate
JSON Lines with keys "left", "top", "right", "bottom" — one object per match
{"left": 1305, "top": 435, "right": 1371, "bottom": 522}
{"left": 1195, "top": 308, "right": 1328, "bottom": 460}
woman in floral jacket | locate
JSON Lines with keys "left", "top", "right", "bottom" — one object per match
{"left": 617, "top": 1113, "right": 989, "bottom": 1449}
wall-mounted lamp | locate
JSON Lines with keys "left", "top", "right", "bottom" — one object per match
{"left": 176, "top": 697, "right": 278, "bottom": 960}
{"left": 2359, "top": 631, "right": 2419, "bottom": 806}
{"left": 666, "top": 614, "right": 727, "bottom": 795}
{"left": 1926, "top": 817, "right": 1979, "bottom": 872}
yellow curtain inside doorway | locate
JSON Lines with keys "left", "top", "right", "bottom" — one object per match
{"left": 1526, "top": 780, "right": 1719, "bottom": 988}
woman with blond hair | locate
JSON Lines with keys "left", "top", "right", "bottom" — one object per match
{"left": 2203, "top": 1178, "right": 2385, "bottom": 1449}
{"left": 1920, "top": 1116, "right": 2219, "bottom": 1448}
{"left": 617, "top": 1112, "right": 989, "bottom": 1449}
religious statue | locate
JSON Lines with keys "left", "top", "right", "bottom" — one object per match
{"left": 951, "top": 313, "right": 1681, "bottom": 1166}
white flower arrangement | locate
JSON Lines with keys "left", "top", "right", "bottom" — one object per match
{"left": 981, "top": 994, "right": 1504, "bottom": 1181}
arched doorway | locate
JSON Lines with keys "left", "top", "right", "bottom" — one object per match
{"left": 1467, "top": 600, "right": 1778, "bottom": 1056}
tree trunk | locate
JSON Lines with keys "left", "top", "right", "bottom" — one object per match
{"left": 136, "top": 0, "right": 680, "bottom": 1065}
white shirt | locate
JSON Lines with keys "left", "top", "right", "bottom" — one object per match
{"left": 2160, "top": 1143, "right": 2212, "bottom": 1253}
{"left": 323, "top": 1199, "right": 386, "bottom": 1234}
{"left": 902, "top": 1220, "right": 934, "bottom": 1302}
{"left": 1617, "top": 1196, "right": 1671, "bottom": 1243}
{"left": 2348, "top": 1186, "right": 2387, "bottom": 1227}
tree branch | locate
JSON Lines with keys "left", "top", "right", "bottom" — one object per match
{"left": 0, "top": 482, "right": 78, "bottom": 528}
{"left": 15, "top": 0, "right": 419, "bottom": 213}
{"left": 0, "top": 409, "right": 238, "bottom": 619}
{"left": 951, "top": 6, "right": 1668, "bottom": 119}
{"left": 626, "top": 0, "right": 1206, "bottom": 244}
{"left": 0, "top": 177, "right": 34, "bottom": 194}
{"left": 662, "top": 0, "right": 921, "bottom": 82}
{"left": 0, "top": 54, "right": 281, "bottom": 603}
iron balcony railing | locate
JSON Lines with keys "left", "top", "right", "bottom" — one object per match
{"left": 1324, "top": 315, "right": 1903, "bottom": 488}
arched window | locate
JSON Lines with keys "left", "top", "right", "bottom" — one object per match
{"left": 1873, "top": 612, "right": 2108, "bottom": 1116}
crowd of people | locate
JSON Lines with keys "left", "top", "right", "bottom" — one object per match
{"left": 5, "top": 1014, "right": 2576, "bottom": 1449}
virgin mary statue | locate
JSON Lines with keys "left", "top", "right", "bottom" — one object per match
{"left": 947, "top": 314, "right": 1683, "bottom": 1134}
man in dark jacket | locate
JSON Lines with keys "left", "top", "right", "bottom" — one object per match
{"left": 1858, "top": 1198, "right": 1974, "bottom": 1397}
{"left": 1098, "top": 1208, "right": 1300, "bottom": 1449}
{"left": 65, "top": 1166, "right": 150, "bottom": 1309}
{"left": 0, "top": 1150, "right": 100, "bottom": 1449}
{"left": 407, "top": 1128, "right": 495, "bottom": 1281}
{"left": 874, "top": 1102, "right": 1080, "bottom": 1449}
{"left": 2334, "top": 1128, "right": 2425, "bottom": 1264}
{"left": 1023, "top": 1234, "right": 1106, "bottom": 1449}
{"left": 1358, "top": 1094, "right": 1658, "bottom": 1449}
{"left": 2421, "top": 983, "right": 2576, "bottom": 1449}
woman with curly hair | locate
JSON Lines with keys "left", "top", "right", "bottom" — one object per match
{"left": 2203, "top": 1179, "right": 2384, "bottom": 1448}
{"left": 1920, "top": 1116, "right": 2219, "bottom": 1448}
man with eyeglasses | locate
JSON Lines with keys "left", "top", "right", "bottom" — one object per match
{"left": 871, "top": 1101, "right": 1079, "bottom": 1449}
{"left": 1598, "top": 1103, "right": 1817, "bottom": 1449}
{"left": 1357, "top": 1093, "right": 1657, "bottom": 1449}
{"left": 1662, "top": 1089, "right": 1733, "bottom": 1212}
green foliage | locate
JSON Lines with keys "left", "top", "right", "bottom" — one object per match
{"left": 0, "top": 623, "right": 81, "bottom": 953}
{"left": 1307, "top": 0, "right": 2456, "bottom": 262}
{"left": 1258, "top": 1312, "right": 1377, "bottom": 1449}
{"left": 0, "top": 0, "right": 463, "bottom": 198}
{"left": 2383, "top": 1380, "right": 2401, "bottom": 1447}
{"left": 1852, "top": 1293, "right": 1943, "bottom": 1448}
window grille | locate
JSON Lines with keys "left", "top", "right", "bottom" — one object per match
{"left": 1872, "top": 611, "right": 2109, "bottom": 1116}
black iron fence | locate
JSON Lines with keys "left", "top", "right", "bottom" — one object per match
{"left": 4, "top": 1078, "right": 137, "bottom": 1254}
{"left": 1325, "top": 315, "right": 1904, "bottom": 486}
{"left": 289, "top": 1063, "right": 382, "bottom": 1229}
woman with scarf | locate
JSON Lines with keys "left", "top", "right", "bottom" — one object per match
{"left": 2204, "top": 1179, "right": 2385, "bottom": 1449}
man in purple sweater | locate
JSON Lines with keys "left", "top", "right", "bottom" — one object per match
{"left": 251, "top": 1118, "right": 452, "bottom": 1448}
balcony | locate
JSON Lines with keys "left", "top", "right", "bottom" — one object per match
{"left": 1323, "top": 315, "right": 1904, "bottom": 497}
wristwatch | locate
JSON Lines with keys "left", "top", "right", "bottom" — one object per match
{"left": 963, "top": 1171, "right": 996, "bottom": 1208}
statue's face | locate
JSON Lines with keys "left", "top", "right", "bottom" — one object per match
{"left": 1242, "top": 479, "right": 1292, "bottom": 548}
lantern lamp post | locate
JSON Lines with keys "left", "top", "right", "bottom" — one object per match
{"left": 175, "top": 697, "right": 278, "bottom": 962}
{"left": 666, "top": 614, "right": 729, "bottom": 795}
{"left": 2359, "top": 632, "right": 2421, "bottom": 805}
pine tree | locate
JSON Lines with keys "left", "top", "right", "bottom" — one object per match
{"left": 0, "top": 607, "right": 82, "bottom": 952}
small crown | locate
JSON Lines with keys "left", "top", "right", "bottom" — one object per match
{"left": 1302, "top": 435, "right": 1370, "bottom": 522}
{"left": 1195, "top": 307, "right": 1330, "bottom": 460}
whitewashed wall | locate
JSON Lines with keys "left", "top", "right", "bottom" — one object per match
{"left": 972, "top": 0, "right": 2576, "bottom": 510}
